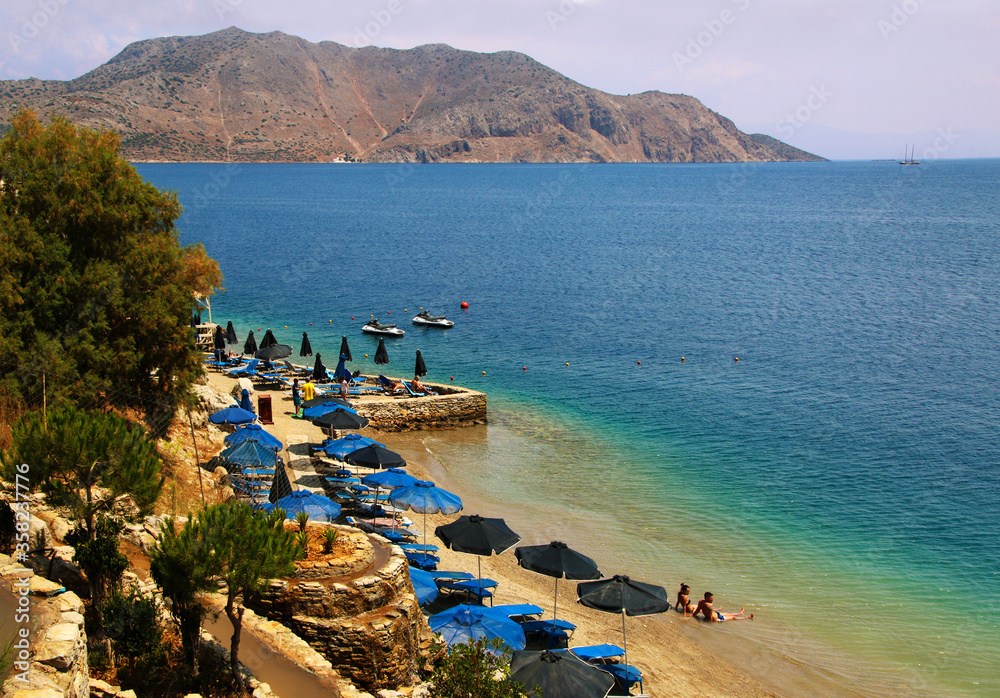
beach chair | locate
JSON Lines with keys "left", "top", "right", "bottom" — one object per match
{"left": 492, "top": 604, "right": 545, "bottom": 622}
{"left": 571, "top": 645, "right": 644, "bottom": 695}
{"left": 227, "top": 359, "right": 260, "bottom": 376}
{"left": 403, "top": 382, "right": 427, "bottom": 397}
{"left": 377, "top": 375, "right": 407, "bottom": 395}
{"left": 437, "top": 577, "right": 498, "bottom": 606}
{"left": 520, "top": 618, "right": 577, "bottom": 649}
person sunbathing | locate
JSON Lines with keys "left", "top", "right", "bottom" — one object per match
{"left": 676, "top": 583, "right": 697, "bottom": 615}
{"left": 383, "top": 379, "right": 406, "bottom": 394}
{"left": 411, "top": 377, "right": 436, "bottom": 395}
{"left": 693, "top": 592, "right": 753, "bottom": 622}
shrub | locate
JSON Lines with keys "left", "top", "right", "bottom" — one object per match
{"left": 428, "top": 638, "right": 526, "bottom": 698}
{"left": 322, "top": 528, "right": 337, "bottom": 553}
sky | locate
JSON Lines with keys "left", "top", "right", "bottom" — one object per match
{"left": 2, "top": 0, "right": 998, "bottom": 159}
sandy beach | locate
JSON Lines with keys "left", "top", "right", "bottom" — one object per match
{"left": 204, "top": 370, "right": 852, "bottom": 698}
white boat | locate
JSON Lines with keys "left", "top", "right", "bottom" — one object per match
{"left": 362, "top": 319, "right": 405, "bottom": 336}
{"left": 412, "top": 310, "right": 454, "bottom": 328}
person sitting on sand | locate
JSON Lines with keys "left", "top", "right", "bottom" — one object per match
{"left": 693, "top": 592, "right": 753, "bottom": 622}
{"left": 676, "top": 583, "right": 697, "bottom": 615}
{"left": 411, "top": 377, "right": 436, "bottom": 395}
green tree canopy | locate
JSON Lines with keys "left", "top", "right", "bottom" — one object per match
{"left": 0, "top": 110, "right": 222, "bottom": 414}
{"left": 1, "top": 405, "right": 164, "bottom": 539}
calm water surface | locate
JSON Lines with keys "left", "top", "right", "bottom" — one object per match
{"left": 138, "top": 160, "right": 1000, "bottom": 696}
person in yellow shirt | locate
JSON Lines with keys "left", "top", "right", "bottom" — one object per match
{"left": 303, "top": 379, "right": 316, "bottom": 403}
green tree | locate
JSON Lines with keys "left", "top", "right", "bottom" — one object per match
{"left": 151, "top": 503, "right": 298, "bottom": 677}
{"left": 66, "top": 515, "right": 128, "bottom": 616}
{"left": 201, "top": 502, "right": 298, "bottom": 676}
{"left": 149, "top": 514, "right": 216, "bottom": 677}
{"left": 0, "top": 110, "right": 222, "bottom": 416}
{"left": 428, "top": 638, "right": 527, "bottom": 698}
{"left": 2, "top": 406, "right": 163, "bottom": 540}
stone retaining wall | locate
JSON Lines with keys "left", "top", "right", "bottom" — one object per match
{"left": 358, "top": 389, "right": 486, "bottom": 432}
{"left": 248, "top": 534, "right": 433, "bottom": 692}
{"left": 0, "top": 556, "right": 89, "bottom": 698}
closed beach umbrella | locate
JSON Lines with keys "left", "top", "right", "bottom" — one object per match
{"left": 409, "top": 565, "right": 439, "bottom": 606}
{"left": 262, "top": 490, "right": 342, "bottom": 522}
{"left": 225, "top": 321, "right": 238, "bottom": 345}
{"left": 510, "top": 650, "right": 614, "bottom": 698}
{"left": 260, "top": 329, "right": 278, "bottom": 348}
{"left": 239, "top": 389, "right": 254, "bottom": 413}
{"left": 213, "top": 325, "right": 226, "bottom": 351}
{"left": 311, "top": 409, "right": 370, "bottom": 431}
{"left": 428, "top": 605, "right": 526, "bottom": 653}
{"left": 224, "top": 424, "right": 282, "bottom": 451}
{"left": 414, "top": 350, "right": 427, "bottom": 378}
{"left": 374, "top": 338, "right": 390, "bottom": 366}
{"left": 576, "top": 575, "right": 670, "bottom": 679}
{"left": 312, "top": 353, "right": 327, "bottom": 381}
{"left": 391, "top": 481, "right": 463, "bottom": 549}
{"left": 516, "top": 542, "right": 602, "bottom": 644}
{"left": 208, "top": 406, "right": 257, "bottom": 425}
{"left": 345, "top": 445, "right": 406, "bottom": 470}
{"left": 243, "top": 330, "right": 257, "bottom": 356}
{"left": 333, "top": 353, "right": 351, "bottom": 381}
{"left": 436, "top": 515, "right": 520, "bottom": 582}
{"left": 218, "top": 440, "right": 278, "bottom": 471}
{"left": 300, "top": 332, "right": 313, "bottom": 357}
{"left": 339, "top": 336, "right": 353, "bottom": 362}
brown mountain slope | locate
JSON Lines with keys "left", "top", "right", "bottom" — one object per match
{"left": 0, "top": 27, "right": 823, "bottom": 163}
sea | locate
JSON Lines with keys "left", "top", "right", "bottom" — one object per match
{"left": 136, "top": 159, "right": 1000, "bottom": 696}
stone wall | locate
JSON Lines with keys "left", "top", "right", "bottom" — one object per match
{"left": 248, "top": 533, "right": 433, "bottom": 692}
{"left": 357, "top": 389, "right": 486, "bottom": 432}
{"left": 0, "top": 556, "right": 89, "bottom": 698}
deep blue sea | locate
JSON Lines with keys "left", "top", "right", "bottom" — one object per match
{"left": 137, "top": 160, "right": 1000, "bottom": 696}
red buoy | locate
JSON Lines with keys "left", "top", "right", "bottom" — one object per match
{"left": 450, "top": 376, "right": 454, "bottom": 381}
{"left": 461, "top": 301, "right": 469, "bottom": 309}
{"left": 522, "top": 366, "right": 526, "bottom": 371}
{"left": 637, "top": 360, "right": 641, "bottom": 365}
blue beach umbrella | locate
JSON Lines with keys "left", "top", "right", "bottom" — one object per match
{"left": 390, "top": 481, "right": 463, "bottom": 549}
{"left": 303, "top": 401, "right": 358, "bottom": 420}
{"left": 262, "top": 490, "right": 342, "bottom": 522}
{"left": 208, "top": 406, "right": 257, "bottom": 425}
{"left": 224, "top": 424, "right": 283, "bottom": 451}
{"left": 428, "top": 605, "right": 526, "bottom": 653}
{"left": 219, "top": 441, "right": 278, "bottom": 470}
{"left": 408, "top": 565, "right": 439, "bottom": 606}
{"left": 323, "top": 434, "right": 385, "bottom": 460}
{"left": 239, "top": 389, "right": 254, "bottom": 413}
{"left": 333, "top": 353, "right": 351, "bottom": 381}
{"left": 362, "top": 468, "right": 418, "bottom": 490}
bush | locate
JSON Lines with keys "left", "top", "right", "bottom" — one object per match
{"left": 322, "top": 528, "right": 337, "bottom": 553}
{"left": 428, "top": 638, "right": 526, "bottom": 698}
{"left": 295, "top": 510, "right": 309, "bottom": 531}
{"left": 101, "top": 584, "right": 164, "bottom": 663}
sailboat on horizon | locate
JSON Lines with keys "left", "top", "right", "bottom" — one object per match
{"left": 899, "top": 144, "right": 921, "bottom": 165}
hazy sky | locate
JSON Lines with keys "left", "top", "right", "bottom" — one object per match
{"left": 3, "top": 0, "right": 998, "bottom": 157}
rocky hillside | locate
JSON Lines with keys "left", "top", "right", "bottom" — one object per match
{"left": 0, "top": 27, "right": 822, "bottom": 163}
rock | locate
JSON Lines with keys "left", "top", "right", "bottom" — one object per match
{"left": 28, "top": 576, "right": 65, "bottom": 597}
{"left": 49, "top": 516, "right": 72, "bottom": 542}
{"left": 118, "top": 691, "right": 138, "bottom": 698}
{"left": 28, "top": 514, "right": 53, "bottom": 551}
{"left": 89, "top": 677, "right": 119, "bottom": 696}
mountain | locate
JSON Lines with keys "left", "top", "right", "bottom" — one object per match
{"left": 0, "top": 27, "right": 823, "bottom": 164}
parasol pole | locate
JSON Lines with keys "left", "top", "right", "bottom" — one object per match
{"left": 551, "top": 577, "right": 559, "bottom": 647}
{"left": 622, "top": 609, "right": 629, "bottom": 679}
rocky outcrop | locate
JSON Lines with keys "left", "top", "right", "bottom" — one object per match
{"left": 0, "top": 27, "right": 823, "bottom": 164}
{"left": 357, "top": 387, "right": 486, "bottom": 432}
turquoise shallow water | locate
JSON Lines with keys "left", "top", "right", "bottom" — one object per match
{"left": 138, "top": 160, "right": 1000, "bottom": 695}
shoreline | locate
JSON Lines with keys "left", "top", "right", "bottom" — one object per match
{"left": 203, "top": 370, "right": 860, "bottom": 697}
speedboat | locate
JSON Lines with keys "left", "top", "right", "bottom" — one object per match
{"left": 362, "top": 319, "right": 405, "bottom": 336}
{"left": 411, "top": 310, "right": 454, "bottom": 328}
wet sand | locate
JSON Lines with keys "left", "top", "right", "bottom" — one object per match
{"left": 205, "top": 371, "right": 849, "bottom": 697}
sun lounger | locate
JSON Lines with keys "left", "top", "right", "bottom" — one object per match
{"left": 437, "top": 578, "right": 498, "bottom": 605}
{"left": 492, "top": 604, "right": 545, "bottom": 621}
{"left": 520, "top": 618, "right": 577, "bottom": 649}
{"left": 403, "top": 381, "right": 427, "bottom": 397}
{"left": 571, "top": 645, "right": 644, "bottom": 694}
